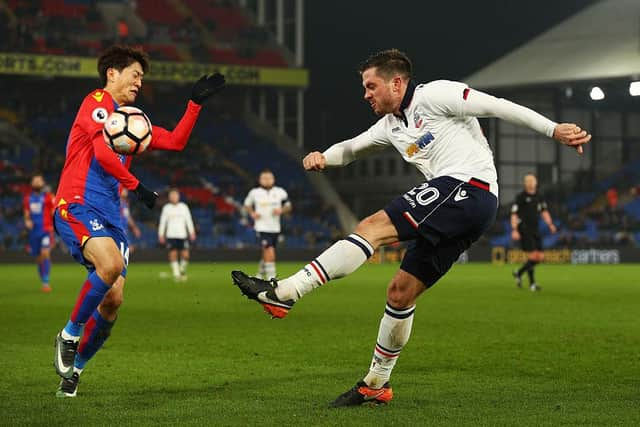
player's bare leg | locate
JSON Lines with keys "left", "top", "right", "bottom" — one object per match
{"left": 232, "top": 210, "right": 397, "bottom": 318}
{"left": 331, "top": 270, "right": 425, "bottom": 407}
{"left": 54, "top": 237, "right": 122, "bottom": 379}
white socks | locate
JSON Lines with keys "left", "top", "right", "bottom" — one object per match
{"left": 179, "top": 259, "right": 188, "bottom": 275}
{"left": 275, "top": 233, "right": 374, "bottom": 301}
{"left": 264, "top": 262, "right": 276, "bottom": 279}
{"left": 363, "top": 304, "right": 416, "bottom": 388}
{"left": 170, "top": 261, "right": 180, "bottom": 279}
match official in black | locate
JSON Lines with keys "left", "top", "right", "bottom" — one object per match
{"left": 511, "top": 174, "right": 557, "bottom": 291}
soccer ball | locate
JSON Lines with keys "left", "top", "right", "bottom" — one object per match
{"left": 103, "top": 106, "right": 152, "bottom": 155}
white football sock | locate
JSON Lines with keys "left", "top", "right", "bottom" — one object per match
{"left": 363, "top": 304, "right": 415, "bottom": 389}
{"left": 179, "top": 259, "right": 188, "bottom": 275}
{"left": 73, "top": 366, "right": 83, "bottom": 376}
{"left": 257, "top": 260, "right": 265, "bottom": 279}
{"left": 264, "top": 262, "right": 276, "bottom": 279}
{"left": 170, "top": 261, "right": 180, "bottom": 278}
{"left": 275, "top": 233, "right": 374, "bottom": 301}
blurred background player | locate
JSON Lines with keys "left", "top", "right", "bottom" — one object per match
{"left": 52, "top": 44, "right": 225, "bottom": 397}
{"left": 158, "top": 188, "right": 196, "bottom": 282}
{"left": 23, "top": 173, "right": 55, "bottom": 292}
{"left": 511, "top": 173, "right": 557, "bottom": 291}
{"left": 120, "top": 189, "right": 142, "bottom": 250}
{"left": 244, "top": 169, "right": 292, "bottom": 280}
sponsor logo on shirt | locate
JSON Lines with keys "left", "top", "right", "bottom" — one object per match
{"left": 405, "top": 131, "right": 435, "bottom": 157}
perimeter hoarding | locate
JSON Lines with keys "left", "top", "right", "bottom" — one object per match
{"left": 0, "top": 52, "right": 308, "bottom": 87}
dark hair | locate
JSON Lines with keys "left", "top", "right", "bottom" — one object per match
{"left": 260, "top": 169, "right": 273, "bottom": 175}
{"left": 97, "top": 45, "right": 149, "bottom": 87}
{"left": 358, "top": 49, "right": 412, "bottom": 80}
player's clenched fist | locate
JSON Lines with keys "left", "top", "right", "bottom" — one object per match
{"left": 553, "top": 123, "right": 591, "bottom": 155}
{"left": 303, "top": 151, "right": 326, "bottom": 171}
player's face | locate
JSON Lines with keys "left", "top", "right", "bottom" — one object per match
{"left": 361, "top": 68, "right": 401, "bottom": 116}
{"left": 169, "top": 191, "right": 180, "bottom": 204}
{"left": 259, "top": 172, "right": 275, "bottom": 189}
{"left": 524, "top": 175, "right": 537, "bottom": 194}
{"left": 31, "top": 176, "right": 44, "bottom": 191}
{"left": 109, "top": 62, "right": 144, "bottom": 105}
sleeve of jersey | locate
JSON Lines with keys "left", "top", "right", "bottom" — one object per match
{"left": 76, "top": 94, "right": 140, "bottom": 190}
{"left": 185, "top": 205, "right": 195, "bottom": 234}
{"left": 243, "top": 191, "right": 253, "bottom": 208}
{"left": 93, "top": 132, "right": 140, "bottom": 190}
{"left": 149, "top": 101, "right": 202, "bottom": 151}
{"left": 420, "top": 80, "right": 557, "bottom": 138}
{"left": 323, "top": 119, "right": 390, "bottom": 167}
{"left": 158, "top": 206, "right": 167, "bottom": 237}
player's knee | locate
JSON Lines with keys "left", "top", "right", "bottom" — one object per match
{"left": 386, "top": 280, "right": 415, "bottom": 309}
{"left": 96, "top": 259, "right": 124, "bottom": 284}
{"left": 102, "top": 289, "right": 124, "bottom": 311}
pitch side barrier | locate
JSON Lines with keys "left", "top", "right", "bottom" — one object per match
{"left": 369, "top": 245, "right": 640, "bottom": 264}
{"left": 0, "top": 52, "right": 308, "bottom": 87}
{"left": 2, "top": 246, "right": 640, "bottom": 264}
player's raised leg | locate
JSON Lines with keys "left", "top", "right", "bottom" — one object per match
{"left": 54, "top": 236, "right": 123, "bottom": 379}
{"left": 232, "top": 210, "right": 398, "bottom": 318}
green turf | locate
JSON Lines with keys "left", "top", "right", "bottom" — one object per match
{"left": 0, "top": 261, "right": 638, "bottom": 426}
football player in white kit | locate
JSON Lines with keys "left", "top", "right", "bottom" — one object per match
{"left": 158, "top": 189, "right": 196, "bottom": 282}
{"left": 232, "top": 49, "right": 591, "bottom": 406}
{"left": 244, "top": 170, "right": 292, "bottom": 279}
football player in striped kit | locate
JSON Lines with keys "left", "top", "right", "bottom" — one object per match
{"left": 232, "top": 49, "right": 590, "bottom": 406}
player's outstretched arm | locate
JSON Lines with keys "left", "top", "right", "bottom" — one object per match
{"left": 150, "top": 73, "right": 225, "bottom": 152}
{"left": 304, "top": 124, "right": 390, "bottom": 171}
{"left": 552, "top": 123, "right": 591, "bottom": 155}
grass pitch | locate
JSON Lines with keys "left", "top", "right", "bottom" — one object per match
{"left": 0, "top": 261, "right": 638, "bottom": 426}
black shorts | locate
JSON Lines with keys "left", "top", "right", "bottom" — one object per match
{"left": 518, "top": 230, "right": 542, "bottom": 252}
{"left": 384, "top": 176, "right": 497, "bottom": 288}
{"left": 257, "top": 232, "right": 279, "bottom": 248}
{"left": 166, "top": 238, "right": 189, "bottom": 251}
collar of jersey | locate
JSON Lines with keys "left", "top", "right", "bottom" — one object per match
{"left": 394, "top": 79, "right": 417, "bottom": 127}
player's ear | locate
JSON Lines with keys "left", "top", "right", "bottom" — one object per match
{"left": 106, "top": 67, "right": 118, "bottom": 84}
{"left": 392, "top": 76, "right": 402, "bottom": 93}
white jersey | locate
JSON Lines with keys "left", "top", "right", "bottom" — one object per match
{"left": 158, "top": 202, "right": 195, "bottom": 240}
{"left": 244, "top": 186, "right": 290, "bottom": 233}
{"left": 323, "top": 80, "right": 558, "bottom": 197}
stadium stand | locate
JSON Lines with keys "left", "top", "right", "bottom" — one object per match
{"left": 0, "top": 75, "right": 339, "bottom": 252}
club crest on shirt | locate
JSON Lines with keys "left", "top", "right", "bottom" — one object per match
{"left": 413, "top": 111, "right": 423, "bottom": 128}
{"left": 92, "top": 90, "right": 105, "bottom": 103}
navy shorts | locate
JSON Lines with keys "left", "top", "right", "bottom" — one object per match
{"left": 166, "top": 238, "right": 189, "bottom": 251}
{"left": 383, "top": 176, "right": 497, "bottom": 288}
{"left": 257, "top": 232, "right": 279, "bottom": 248}
{"left": 54, "top": 203, "right": 129, "bottom": 276}
{"left": 28, "top": 229, "right": 53, "bottom": 256}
